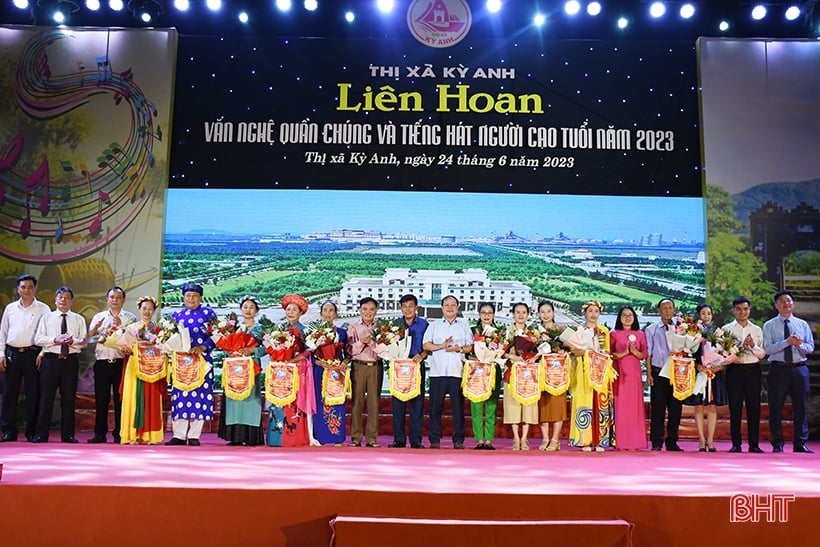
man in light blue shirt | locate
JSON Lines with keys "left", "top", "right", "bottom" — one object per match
{"left": 762, "top": 290, "right": 815, "bottom": 453}
{"left": 422, "top": 295, "right": 473, "bottom": 449}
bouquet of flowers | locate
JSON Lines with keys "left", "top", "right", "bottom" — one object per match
{"left": 98, "top": 323, "right": 136, "bottom": 351}
{"left": 305, "top": 320, "right": 343, "bottom": 360}
{"left": 261, "top": 322, "right": 297, "bottom": 361}
{"left": 472, "top": 324, "right": 509, "bottom": 364}
{"left": 510, "top": 324, "right": 538, "bottom": 358}
{"left": 156, "top": 316, "right": 191, "bottom": 353}
{"left": 134, "top": 322, "right": 159, "bottom": 344}
{"left": 703, "top": 327, "right": 746, "bottom": 365}
{"left": 373, "top": 317, "right": 410, "bottom": 360}
{"left": 666, "top": 313, "right": 702, "bottom": 355}
{"left": 672, "top": 312, "right": 704, "bottom": 337}
{"left": 530, "top": 323, "right": 566, "bottom": 354}
{"left": 211, "top": 312, "right": 257, "bottom": 354}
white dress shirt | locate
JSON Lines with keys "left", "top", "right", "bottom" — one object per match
{"left": 721, "top": 320, "right": 766, "bottom": 364}
{"left": 34, "top": 310, "right": 88, "bottom": 356}
{"left": 0, "top": 298, "right": 51, "bottom": 353}
{"left": 90, "top": 309, "right": 138, "bottom": 360}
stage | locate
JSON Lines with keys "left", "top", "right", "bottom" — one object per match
{"left": 1, "top": 435, "right": 818, "bottom": 546}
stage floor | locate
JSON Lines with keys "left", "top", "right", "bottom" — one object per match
{"left": 2, "top": 434, "right": 818, "bottom": 546}
{"left": 2, "top": 434, "right": 819, "bottom": 496}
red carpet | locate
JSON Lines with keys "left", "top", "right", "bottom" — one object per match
{"left": 1, "top": 434, "right": 818, "bottom": 546}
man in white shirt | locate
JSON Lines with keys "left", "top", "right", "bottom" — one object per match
{"left": 422, "top": 295, "right": 473, "bottom": 449}
{"left": 0, "top": 274, "right": 51, "bottom": 442}
{"left": 763, "top": 290, "right": 815, "bottom": 453}
{"left": 32, "top": 286, "right": 88, "bottom": 443}
{"left": 721, "top": 296, "right": 767, "bottom": 453}
{"left": 87, "top": 286, "right": 137, "bottom": 444}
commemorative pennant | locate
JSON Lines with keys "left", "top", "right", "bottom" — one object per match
{"left": 508, "top": 361, "right": 542, "bottom": 405}
{"left": 461, "top": 360, "right": 496, "bottom": 403}
{"left": 134, "top": 343, "right": 166, "bottom": 383}
{"left": 265, "top": 361, "right": 299, "bottom": 406}
{"left": 222, "top": 355, "right": 255, "bottom": 401}
{"left": 170, "top": 351, "right": 206, "bottom": 391}
{"left": 540, "top": 353, "right": 570, "bottom": 395}
{"left": 388, "top": 359, "right": 421, "bottom": 402}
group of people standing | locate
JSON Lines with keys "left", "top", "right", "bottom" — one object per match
{"left": 0, "top": 273, "right": 814, "bottom": 454}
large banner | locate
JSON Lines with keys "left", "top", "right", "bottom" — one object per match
{"left": 170, "top": 36, "right": 701, "bottom": 197}
{"left": 163, "top": 31, "right": 706, "bottom": 343}
{"left": 699, "top": 38, "right": 820, "bottom": 324}
{"left": 0, "top": 26, "right": 176, "bottom": 391}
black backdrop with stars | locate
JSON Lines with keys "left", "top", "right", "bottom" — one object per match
{"left": 170, "top": 36, "right": 701, "bottom": 197}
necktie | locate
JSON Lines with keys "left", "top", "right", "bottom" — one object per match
{"left": 60, "top": 313, "right": 69, "bottom": 358}
{"left": 783, "top": 319, "right": 792, "bottom": 364}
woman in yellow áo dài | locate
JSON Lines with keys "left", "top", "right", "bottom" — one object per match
{"left": 568, "top": 300, "right": 614, "bottom": 452}
{"left": 119, "top": 296, "right": 166, "bottom": 444}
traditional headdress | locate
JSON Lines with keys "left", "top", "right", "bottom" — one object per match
{"left": 581, "top": 300, "right": 603, "bottom": 313}
{"left": 281, "top": 294, "right": 308, "bottom": 314}
{"left": 239, "top": 295, "right": 261, "bottom": 309}
{"left": 181, "top": 283, "right": 203, "bottom": 295}
{"left": 136, "top": 295, "right": 159, "bottom": 309}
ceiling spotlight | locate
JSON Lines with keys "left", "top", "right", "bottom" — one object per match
{"left": 617, "top": 16, "right": 629, "bottom": 29}
{"left": 238, "top": 11, "right": 249, "bottom": 23}
{"left": 649, "top": 2, "right": 666, "bottom": 18}
{"left": 486, "top": 0, "right": 501, "bottom": 14}
{"left": 533, "top": 13, "right": 546, "bottom": 26}
{"left": 206, "top": 0, "right": 221, "bottom": 11}
{"left": 128, "top": 1, "right": 165, "bottom": 24}
{"left": 679, "top": 3, "right": 695, "bottom": 19}
{"left": 587, "top": 2, "right": 601, "bottom": 16}
{"left": 564, "top": 1, "right": 580, "bottom": 16}
{"left": 751, "top": 5, "right": 767, "bottom": 21}
{"left": 784, "top": 6, "right": 801, "bottom": 21}
{"left": 173, "top": 0, "right": 188, "bottom": 11}
{"left": 109, "top": 0, "right": 124, "bottom": 10}
{"left": 275, "top": 0, "right": 292, "bottom": 12}
{"left": 718, "top": 20, "right": 730, "bottom": 32}
{"left": 344, "top": 10, "right": 355, "bottom": 23}
{"left": 13, "top": 0, "right": 30, "bottom": 8}
{"left": 85, "top": 0, "right": 100, "bottom": 10}
{"left": 376, "top": 0, "right": 395, "bottom": 14}
{"left": 304, "top": 0, "right": 317, "bottom": 10}
{"left": 37, "top": 0, "right": 80, "bottom": 19}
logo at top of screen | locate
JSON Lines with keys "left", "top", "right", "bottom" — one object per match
{"left": 407, "top": 0, "right": 472, "bottom": 48}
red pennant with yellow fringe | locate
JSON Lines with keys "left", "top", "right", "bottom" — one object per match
{"left": 170, "top": 352, "right": 206, "bottom": 391}
{"left": 265, "top": 362, "right": 299, "bottom": 406}
{"left": 222, "top": 355, "right": 255, "bottom": 401}
{"left": 388, "top": 359, "right": 422, "bottom": 402}
{"left": 540, "top": 353, "right": 570, "bottom": 395}
{"left": 586, "top": 349, "right": 615, "bottom": 394}
{"left": 134, "top": 343, "right": 166, "bottom": 383}
{"left": 671, "top": 354, "right": 696, "bottom": 401}
{"left": 508, "top": 361, "right": 542, "bottom": 405}
{"left": 321, "top": 365, "right": 350, "bottom": 406}
{"left": 461, "top": 360, "right": 496, "bottom": 403}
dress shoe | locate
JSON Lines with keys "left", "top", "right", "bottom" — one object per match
{"left": 387, "top": 441, "right": 406, "bottom": 448}
{"left": 29, "top": 434, "right": 45, "bottom": 443}
{"left": 410, "top": 443, "right": 424, "bottom": 449}
{"left": 772, "top": 445, "right": 784, "bottom": 453}
{"left": 164, "top": 437, "right": 186, "bottom": 446}
{"left": 87, "top": 436, "right": 107, "bottom": 444}
{"left": 651, "top": 444, "right": 662, "bottom": 451}
{"left": 429, "top": 441, "right": 441, "bottom": 449}
{"left": 188, "top": 438, "right": 201, "bottom": 446}
{"left": 698, "top": 447, "right": 707, "bottom": 452}
{"left": 62, "top": 437, "right": 79, "bottom": 444}
{"left": 794, "top": 445, "right": 814, "bottom": 454}
{"left": 728, "top": 445, "right": 742, "bottom": 453}
{"left": 0, "top": 432, "right": 17, "bottom": 442}
{"left": 474, "top": 444, "right": 486, "bottom": 450}
{"left": 666, "top": 444, "right": 683, "bottom": 452}
{"left": 484, "top": 444, "right": 496, "bottom": 451}
{"left": 454, "top": 442, "right": 465, "bottom": 449}
{"left": 748, "top": 446, "right": 764, "bottom": 454}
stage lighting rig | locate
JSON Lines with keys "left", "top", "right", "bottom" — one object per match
{"left": 127, "top": 0, "right": 164, "bottom": 24}
{"left": 36, "top": 0, "right": 80, "bottom": 21}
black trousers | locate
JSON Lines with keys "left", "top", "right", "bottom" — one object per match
{"left": 93, "top": 359, "right": 125, "bottom": 439}
{"left": 725, "top": 364, "right": 761, "bottom": 448}
{"left": 428, "top": 376, "right": 465, "bottom": 444}
{"left": 768, "top": 363, "right": 810, "bottom": 448}
{"left": 1, "top": 347, "right": 40, "bottom": 438}
{"left": 391, "top": 366, "right": 426, "bottom": 445}
{"left": 650, "top": 366, "right": 682, "bottom": 448}
{"left": 36, "top": 353, "right": 79, "bottom": 441}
